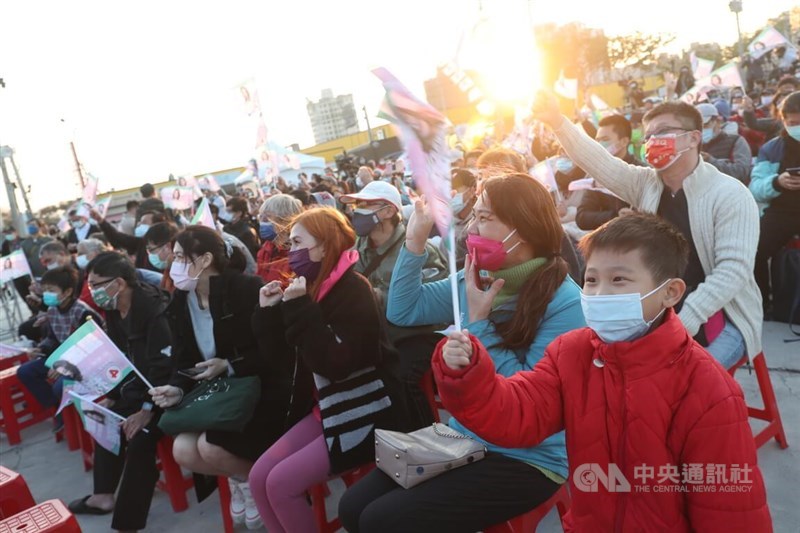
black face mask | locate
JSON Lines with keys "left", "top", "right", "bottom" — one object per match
{"left": 352, "top": 206, "right": 388, "bottom": 237}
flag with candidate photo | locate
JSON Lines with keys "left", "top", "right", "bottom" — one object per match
{"left": 95, "top": 195, "right": 112, "bottom": 220}
{"left": 748, "top": 26, "right": 792, "bottom": 60}
{"left": 374, "top": 67, "right": 452, "bottom": 237}
{"left": 70, "top": 391, "right": 124, "bottom": 454}
{"left": 46, "top": 319, "right": 134, "bottom": 404}
{"left": 0, "top": 250, "right": 32, "bottom": 283}
{"left": 160, "top": 186, "right": 195, "bottom": 210}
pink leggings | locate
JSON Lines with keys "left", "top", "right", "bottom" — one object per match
{"left": 248, "top": 413, "right": 331, "bottom": 533}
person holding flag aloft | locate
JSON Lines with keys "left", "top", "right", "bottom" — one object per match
{"left": 68, "top": 251, "right": 172, "bottom": 533}
{"left": 340, "top": 174, "right": 583, "bottom": 532}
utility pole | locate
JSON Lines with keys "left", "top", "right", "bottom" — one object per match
{"left": 8, "top": 154, "right": 33, "bottom": 217}
{"left": 1, "top": 147, "right": 26, "bottom": 235}
{"left": 363, "top": 105, "right": 377, "bottom": 163}
{"left": 729, "top": 1, "right": 745, "bottom": 58}
{"left": 69, "top": 141, "right": 86, "bottom": 189}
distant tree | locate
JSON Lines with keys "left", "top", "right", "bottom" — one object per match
{"left": 607, "top": 32, "right": 676, "bottom": 69}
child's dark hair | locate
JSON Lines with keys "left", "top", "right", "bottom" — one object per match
{"left": 41, "top": 265, "right": 79, "bottom": 294}
{"left": 579, "top": 213, "right": 689, "bottom": 282}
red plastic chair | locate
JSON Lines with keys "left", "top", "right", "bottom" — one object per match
{"left": 0, "top": 367, "right": 54, "bottom": 446}
{"left": 485, "top": 484, "right": 572, "bottom": 533}
{"left": 0, "top": 500, "right": 81, "bottom": 533}
{"left": 58, "top": 405, "right": 81, "bottom": 452}
{"left": 419, "top": 370, "right": 443, "bottom": 423}
{"left": 155, "top": 436, "right": 194, "bottom": 512}
{"left": 309, "top": 464, "right": 375, "bottom": 533}
{"left": 216, "top": 477, "right": 235, "bottom": 533}
{"left": 0, "top": 466, "right": 35, "bottom": 519}
{"left": 0, "top": 353, "right": 27, "bottom": 372}
{"left": 728, "top": 352, "right": 789, "bottom": 449}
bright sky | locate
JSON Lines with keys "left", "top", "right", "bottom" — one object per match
{"left": 1, "top": 0, "right": 795, "bottom": 210}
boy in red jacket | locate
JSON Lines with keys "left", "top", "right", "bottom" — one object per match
{"left": 433, "top": 213, "right": 771, "bottom": 532}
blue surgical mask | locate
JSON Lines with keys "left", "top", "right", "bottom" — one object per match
{"left": 580, "top": 279, "right": 672, "bottom": 343}
{"left": 554, "top": 157, "right": 573, "bottom": 173}
{"left": 134, "top": 224, "right": 149, "bottom": 238}
{"left": 42, "top": 291, "right": 62, "bottom": 307}
{"left": 148, "top": 252, "right": 166, "bottom": 270}
{"left": 450, "top": 192, "right": 466, "bottom": 215}
{"left": 76, "top": 255, "right": 90, "bottom": 269}
{"left": 27, "top": 225, "right": 39, "bottom": 235}
{"left": 701, "top": 127, "right": 716, "bottom": 143}
{"left": 786, "top": 124, "right": 800, "bottom": 142}
{"left": 259, "top": 221, "right": 277, "bottom": 241}
{"left": 72, "top": 220, "right": 86, "bottom": 230}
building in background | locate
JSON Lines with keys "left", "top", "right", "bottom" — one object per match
{"left": 306, "top": 89, "right": 359, "bottom": 144}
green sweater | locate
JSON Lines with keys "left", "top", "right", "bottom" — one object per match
{"left": 491, "top": 257, "right": 547, "bottom": 309}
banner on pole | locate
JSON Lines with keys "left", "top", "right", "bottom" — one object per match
{"left": 0, "top": 250, "right": 32, "bottom": 283}
{"left": 160, "top": 186, "right": 196, "bottom": 210}
{"left": 70, "top": 391, "right": 125, "bottom": 455}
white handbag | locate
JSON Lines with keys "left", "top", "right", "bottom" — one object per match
{"left": 375, "top": 423, "right": 487, "bottom": 489}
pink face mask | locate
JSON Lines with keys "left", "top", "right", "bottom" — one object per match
{"left": 466, "top": 229, "right": 520, "bottom": 271}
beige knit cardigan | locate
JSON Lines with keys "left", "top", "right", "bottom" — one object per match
{"left": 555, "top": 119, "right": 763, "bottom": 358}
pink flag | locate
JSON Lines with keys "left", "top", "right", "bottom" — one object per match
{"left": 198, "top": 174, "right": 221, "bottom": 192}
{"left": 748, "top": 26, "right": 792, "bottom": 60}
{"left": 373, "top": 67, "right": 452, "bottom": 236}
{"left": 160, "top": 186, "right": 195, "bottom": 210}
{"left": 531, "top": 159, "right": 558, "bottom": 193}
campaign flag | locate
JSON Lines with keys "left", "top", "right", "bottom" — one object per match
{"left": 554, "top": 71, "right": 578, "bottom": 100}
{"left": 0, "top": 250, "right": 32, "bottom": 283}
{"left": 45, "top": 319, "right": 136, "bottom": 403}
{"left": 238, "top": 79, "right": 262, "bottom": 117}
{"left": 191, "top": 198, "right": 216, "bottom": 229}
{"left": 70, "top": 391, "right": 125, "bottom": 455}
{"left": 748, "top": 26, "right": 792, "bottom": 60}
{"left": 690, "top": 52, "right": 715, "bottom": 80}
{"left": 681, "top": 62, "right": 744, "bottom": 103}
{"left": 160, "top": 186, "right": 195, "bottom": 210}
{"left": 175, "top": 175, "right": 203, "bottom": 200}
{"left": 82, "top": 173, "right": 99, "bottom": 205}
{"left": 567, "top": 177, "right": 624, "bottom": 200}
{"left": 531, "top": 159, "right": 559, "bottom": 194}
{"left": 374, "top": 67, "right": 452, "bottom": 237}
{"left": 198, "top": 174, "right": 221, "bottom": 192}
{"left": 95, "top": 195, "right": 112, "bottom": 220}
{"left": 374, "top": 67, "right": 462, "bottom": 329}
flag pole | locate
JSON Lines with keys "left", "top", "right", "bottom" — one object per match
{"left": 448, "top": 225, "right": 462, "bottom": 331}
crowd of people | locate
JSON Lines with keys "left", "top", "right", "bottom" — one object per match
{"left": 2, "top": 60, "right": 798, "bottom": 533}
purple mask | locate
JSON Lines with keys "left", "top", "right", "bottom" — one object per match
{"left": 288, "top": 247, "right": 322, "bottom": 282}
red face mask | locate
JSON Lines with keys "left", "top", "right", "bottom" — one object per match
{"left": 466, "top": 229, "right": 520, "bottom": 271}
{"left": 645, "top": 132, "right": 691, "bottom": 170}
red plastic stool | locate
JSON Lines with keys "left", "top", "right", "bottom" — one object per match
{"left": 217, "top": 477, "right": 234, "bottom": 533}
{"left": 0, "top": 367, "right": 54, "bottom": 445}
{"left": 310, "top": 464, "right": 375, "bottom": 533}
{"left": 0, "top": 353, "right": 27, "bottom": 371}
{"left": 419, "top": 370, "right": 443, "bottom": 423}
{"left": 0, "top": 500, "right": 81, "bottom": 533}
{"left": 155, "top": 436, "right": 194, "bottom": 512}
{"left": 58, "top": 405, "right": 81, "bottom": 452}
{"left": 0, "top": 466, "right": 35, "bottom": 519}
{"left": 485, "top": 484, "right": 572, "bottom": 533}
{"left": 728, "top": 352, "right": 789, "bottom": 449}
{"left": 74, "top": 417, "right": 95, "bottom": 472}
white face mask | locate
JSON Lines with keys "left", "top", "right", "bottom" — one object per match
{"left": 580, "top": 279, "right": 671, "bottom": 344}
{"left": 169, "top": 260, "right": 203, "bottom": 291}
{"left": 76, "top": 254, "right": 89, "bottom": 269}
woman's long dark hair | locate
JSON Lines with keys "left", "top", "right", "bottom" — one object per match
{"left": 481, "top": 173, "right": 568, "bottom": 351}
{"left": 175, "top": 225, "right": 246, "bottom": 273}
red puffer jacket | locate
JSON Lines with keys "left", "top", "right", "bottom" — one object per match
{"left": 433, "top": 310, "right": 771, "bottom": 532}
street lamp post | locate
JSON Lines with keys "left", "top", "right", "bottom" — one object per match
{"left": 729, "top": 0, "right": 745, "bottom": 59}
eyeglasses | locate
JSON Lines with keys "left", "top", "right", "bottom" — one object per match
{"left": 87, "top": 278, "right": 116, "bottom": 290}
{"left": 145, "top": 243, "right": 168, "bottom": 254}
{"left": 642, "top": 127, "right": 696, "bottom": 142}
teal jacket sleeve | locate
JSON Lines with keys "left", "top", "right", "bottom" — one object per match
{"left": 386, "top": 245, "right": 457, "bottom": 327}
{"left": 467, "top": 279, "right": 585, "bottom": 376}
{"left": 748, "top": 145, "right": 782, "bottom": 204}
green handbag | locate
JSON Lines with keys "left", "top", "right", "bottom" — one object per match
{"left": 158, "top": 376, "right": 261, "bottom": 435}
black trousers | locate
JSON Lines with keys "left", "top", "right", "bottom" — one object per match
{"left": 94, "top": 420, "right": 162, "bottom": 531}
{"left": 392, "top": 333, "right": 442, "bottom": 432}
{"left": 339, "top": 453, "right": 561, "bottom": 533}
{"left": 754, "top": 208, "right": 800, "bottom": 307}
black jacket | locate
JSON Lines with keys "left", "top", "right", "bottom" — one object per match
{"left": 99, "top": 220, "right": 152, "bottom": 270}
{"left": 105, "top": 282, "right": 173, "bottom": 414}
{"left": 223, "top": 219, "right": 260, "bottom": 259}
{"left": 575, "top": 154, "right": 644, "bottom": 231}
{"left": 253, "top": 267, "right": 401, "bottom": 474}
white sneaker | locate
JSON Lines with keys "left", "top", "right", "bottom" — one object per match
{"left": 228, "top": 478, "right": 245, "bottom": 525}
{"left": 238, "top": 482, "right": 263, "bottom": 530}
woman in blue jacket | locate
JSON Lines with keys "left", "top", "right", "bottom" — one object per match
{"left": 340, "top": 174, "right": 585, "bottom": 532}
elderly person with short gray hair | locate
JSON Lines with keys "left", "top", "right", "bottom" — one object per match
{"left": 76, "top": 238, "right": 109, "bottom": 270}
{"left": 256, "top": 194, "right": 303, "bottom": 282}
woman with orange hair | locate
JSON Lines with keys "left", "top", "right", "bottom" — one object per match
{"left": 248, "top": 207, "right": 399, "bottom": 533}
